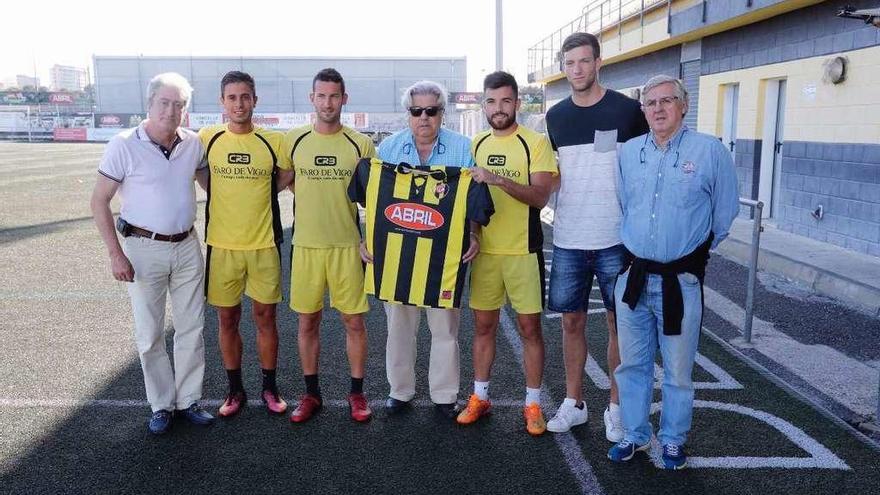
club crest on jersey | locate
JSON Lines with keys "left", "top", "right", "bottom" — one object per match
{"left": 441, "top": 290, "right": 452, "bottom": 300}
{"left": 315, "top": 156, "right": 337, "bottom": 166}
{"left": 228, "top": 153, "right": 251, "bottom": 164}
{"left": 384, "top": 202, "right": 445, "bottom": 231}
{"left": 487, "top": 155, "right": 506, "bottom": 166}
{"left": 434, "top": 182, "right": 449, "bottom": 200}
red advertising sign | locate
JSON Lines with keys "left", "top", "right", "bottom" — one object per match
{"left": 53, "top": 128, "right": 87, "bottom": 141}
{"left": 450, "top": 92, "right": 482, "bottom": 104}
{"left": 48, "top": 93, "right": 75, "bottom": 105}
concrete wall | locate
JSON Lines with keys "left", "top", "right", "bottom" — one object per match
{"left": 779, "top": 141, "right": 880, "bottom": 256}
{"left": 699, "top": 0, "right": 880, "bottom": 76}
{"left": 697, "top": 6, "right": 880, "bottom": 257}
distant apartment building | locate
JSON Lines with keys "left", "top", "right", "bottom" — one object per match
{"left": 15, "top": 75, "right": 40, "bottom": 88}
{"left": 50, "top": 65, "right": 87, "bottom": 92}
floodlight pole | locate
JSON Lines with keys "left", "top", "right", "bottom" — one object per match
{"left": 496, "top": 0, "right": 503, "bottom": 70}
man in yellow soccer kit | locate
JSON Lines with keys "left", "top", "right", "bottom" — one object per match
{"left": 199, "top": 71, "right": 292, "bottom": 417}
{"left": 279, "top": 68, "right": 376, "bottom": 424}
{"left": 458, "top": 71, "right": 558, "bottom": 435}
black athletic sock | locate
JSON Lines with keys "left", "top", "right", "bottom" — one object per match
{"left": 261, "top": 369, "right": 277, "bottom": 393}
{"left": 304, "top": 374, "right": 321, "bottom": 397}
{"left": 227, "top": 369, "right": 244, "bottom": 394}
{"left": 350, "top": 377, "right": 364, "bottom": 394}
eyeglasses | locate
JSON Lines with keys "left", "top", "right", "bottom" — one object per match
{"left": 642, "top": 96, "right": 680, "bottom": 109}
{"left": 408, "top": 106, "right": 442, "bottom": 117}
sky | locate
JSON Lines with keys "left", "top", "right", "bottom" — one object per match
{"left": 0, "top": 0, "right": 586, "bottom": 90}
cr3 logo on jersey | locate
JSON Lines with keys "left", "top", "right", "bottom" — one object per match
{"left": 384, "top": 203, "right": 445, "bottom": 231}
{"left": 228, "top": 153, "right": 251, "bottom": 164}
{"left": 315, "top": 156, "right": 337, "bottom": 166}
{"left": 487, "top": 155, "right": 506, "bottom": 166}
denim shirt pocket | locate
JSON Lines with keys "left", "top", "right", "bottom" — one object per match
{"left": 672, "top": 171, "right": 702, "bottom": 209}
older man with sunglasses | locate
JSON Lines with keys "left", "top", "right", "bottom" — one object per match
{"left": 608, "top": 75, "right": 738, "bottom": 469}
{"left": 367, "top": 80, "right": 478, "bottom": 420}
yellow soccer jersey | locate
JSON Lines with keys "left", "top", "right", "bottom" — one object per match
{"left": 284, "top": 125, "right": 376, "bottom": 248}
{"left": 199, "top": 124, "right": 292, "bottom": 250}
{"left": 471, "top": 125, "right": 558, "bottom": 255}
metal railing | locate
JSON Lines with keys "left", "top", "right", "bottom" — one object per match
{"left": 526, "top": 0, "right": 669, "bottom": 82}
{"left": 737, "top": 198, "right": 764, "bottom": 344}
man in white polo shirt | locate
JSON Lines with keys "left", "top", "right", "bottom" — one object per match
{"left": 91, "top": 72, "right": 214, "bottom": 435}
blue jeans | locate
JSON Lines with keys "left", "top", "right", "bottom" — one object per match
{"left": 613, "top": 269, "right": 702, "bottom": 446}
{"left": 547, "top": 244, "right": 626, "bottom": 312}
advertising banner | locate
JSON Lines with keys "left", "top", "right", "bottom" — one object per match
{"left": 450, "top": 92, "right": 482, "bottom": 104}
{"left": 87, "top": 128, "right": 125, "bottom": 142}
{"left": 95, "top": 113, "right": 144, "bottom": 128}
{"left": 186, "top": 112, "right": 369, "bottom": 131}
{"left": 53, "top": 128, "right": 88, "bottom": 141}
{"left": 0, "top": 112, "right": 29, "bottom": 131}
{"left": 185, "top": 113, "right": 223, "bottom": 129}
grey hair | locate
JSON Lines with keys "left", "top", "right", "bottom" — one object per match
{"left": 641, "top": 74, "right": 688, "bottom": 106}
{"left": 400, "top": 80, "right": 448, "bottom": 111}
{"left": 146, "top": 72, "right": 194, "bottom": 109}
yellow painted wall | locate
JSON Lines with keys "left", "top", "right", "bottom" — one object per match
{"left": 698, "top": 45, "right": 880, "bottom": 144}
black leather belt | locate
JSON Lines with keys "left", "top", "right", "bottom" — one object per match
{"left": 127, "top": 226, "right": 192, "bottom": 242}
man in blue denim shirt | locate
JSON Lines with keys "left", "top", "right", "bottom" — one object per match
{"left": 366, "top": 80, "right": 478, "bottom": 421}
{"left": 608, "top": 75, "right": 739, "bottom": 469}
{"left": 377, "top": 82, "right": 474, "bottom": 169}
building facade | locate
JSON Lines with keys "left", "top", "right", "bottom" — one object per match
{"left": 530, "top": 0, "right": 880, "bottom": 258}
{"left": 93, "top": 55, "right": 467, "bottom": 133}
{"left": 50, "top": 65, "right": 88, "bottom": 92}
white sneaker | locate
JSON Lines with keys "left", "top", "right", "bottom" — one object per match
{"left": 603, "top": 404, "right": 624, "bottom": 443}
{"left": 546, "top": 399, "right": 588, "bottom": 433}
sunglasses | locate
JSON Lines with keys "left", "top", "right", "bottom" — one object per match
{"left": 396, "top": 163, "right": 448, "bottom": 182}
{"left": 408, "top": 106, "right": 442, "bottom": 117}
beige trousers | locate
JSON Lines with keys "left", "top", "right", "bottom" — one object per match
{"left": 384, "top": 302, "right": 461, "bottom": 404}
{"left": 124, "top": 233, "right": 205, "bottom": 412}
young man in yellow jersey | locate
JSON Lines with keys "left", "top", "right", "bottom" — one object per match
{"left": 279, "top": 69, "right": 376, "bottom": 423}
{"left": 199, "top": 71, "right": 293, "bottom": 418}
{"left": 458, "top": 71, "right": 558, "bottom": 435}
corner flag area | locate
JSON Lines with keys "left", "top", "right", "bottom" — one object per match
{"left": 1, "top": 143, "right": 878, "bottom": 494}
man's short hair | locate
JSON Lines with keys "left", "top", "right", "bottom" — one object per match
{"left": 400, "top": 80, "right": 448, "bottom": 111}
{"left": 313, "top": 68, "right": 345, "bottom": 94}
{"left": 641, "top": 74, "right": 689, "bottom": 115}
{"left": 483, "top": 71, "right": 518, "bottom": 97}
{"left": 641, "top": 75, "right": 688, "bottom": 103}
{"left": 561, "top": 32, "right": 601, "bottom": 59}
{"left": 146, "top": 72, "right": 193, "bottom": 109}
{"left": 220, "top": 71, "right": 256, "bottom": 97}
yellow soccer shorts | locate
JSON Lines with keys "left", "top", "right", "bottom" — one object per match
{"left": 206, "top": 246, "right": 282, "bottom": 307}
{"left": 289, "top": 245, "right": 369, "bottom": 314}
{"left": 469, "top": 251, "right": 546, "bottom": 314}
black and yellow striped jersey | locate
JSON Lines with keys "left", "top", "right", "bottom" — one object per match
{"left": 199, "top": 124, "right": 291, "bottom": 250}
{"left": 284, "top": 125, "right": 376, "bottom": 248}
{"left": 472, "top": 125, "right": 558, "bottom": 255}
{"left": 348, "top": 158, "right": 494, "bottom": 309}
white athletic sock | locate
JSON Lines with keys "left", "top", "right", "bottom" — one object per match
{"left": 562, "top": 397, "right": 577, "bottom": 408}
{"left": 525, "top": 387, "right": 542, "bottom": 406}
{"left": 474, "top": 381, "right": 489, "bottom": 401}
{"left": 608, "top": 402, "right": 620, "bottom": 415}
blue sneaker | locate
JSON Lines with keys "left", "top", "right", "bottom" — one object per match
{"left": 148, "top": 410, "right": 173, "bottom": 435}
{"left": 662, "top": 444, "right": 687, "bottom": 470}
{"left": 177, "top": 403, "right": 215, "bottom": 426}
{"left": 607, "top": 439, "right": 650, "bottom": 462}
